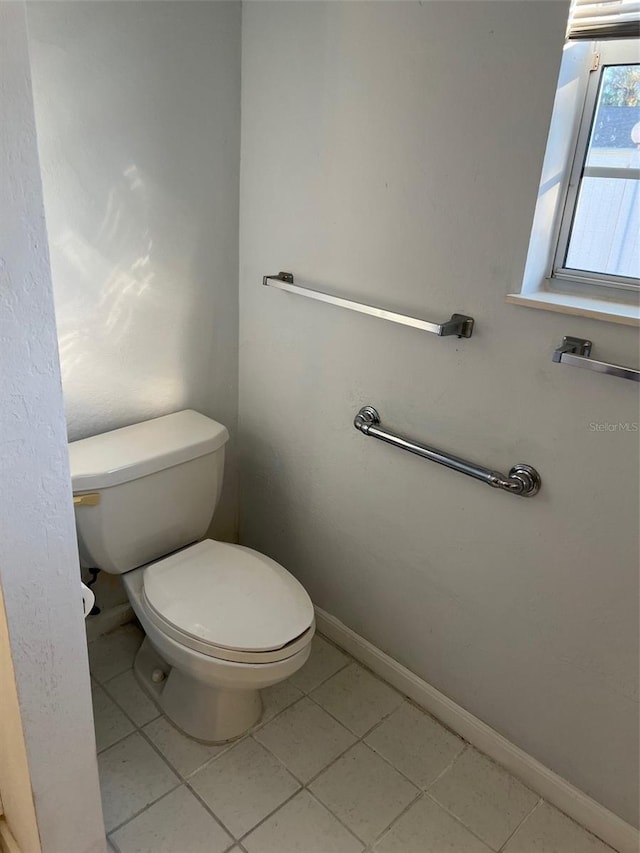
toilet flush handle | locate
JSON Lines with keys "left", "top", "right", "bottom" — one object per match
{"left": 73, "top": 493, "right": 101, "bottom": 507}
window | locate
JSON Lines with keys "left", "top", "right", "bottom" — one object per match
{"left": 557, "top": 43, "right": 639, "bottom": 285}
{"left": 511, "top": 0, "right": 640, "bottom": 324}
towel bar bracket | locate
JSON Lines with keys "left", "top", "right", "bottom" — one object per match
{"left": 552, "top": 336, "right": 592, "bottom": 362}
{"left": 552, "top": 336, "right": 639, "bottom": 382}
{"left": 263, "top": 271, "right": 294, "bottom": 287}
{"left": 263, "top": 272, "right": 474, "bottom": 338}
{"left": 439, "top": 313, "right": 475, "bottom": 338}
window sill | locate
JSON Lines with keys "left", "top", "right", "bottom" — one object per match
{"left": 506, "top": 290, "right": 640, "bottom": 327}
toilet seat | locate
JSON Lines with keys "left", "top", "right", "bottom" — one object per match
{"left": 141, "top": 539, "right": 315, "bottom": 664}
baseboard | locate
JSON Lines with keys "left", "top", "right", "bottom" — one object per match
{"left": 315, "top": 607, "right": 639, "bottom": 853}
{"left": 85, "top": 602, "right": 135, "bottom": 643}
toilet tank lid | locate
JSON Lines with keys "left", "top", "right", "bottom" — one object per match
{"left": 69, "top": 410, "right": 229, "bottom": 491}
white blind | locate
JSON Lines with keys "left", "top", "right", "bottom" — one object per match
{"left": 567, "top": 0, "right": 640, "bottom": 39}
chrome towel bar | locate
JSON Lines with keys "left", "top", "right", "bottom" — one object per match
{"left": 263, "top": 272, "right": 474, "bottom": 338}
{"left": 354, "top": 406, "right": 541, "bottom": 497}
{"left": 553, "top": 337, "right": 640, "bottom": 383}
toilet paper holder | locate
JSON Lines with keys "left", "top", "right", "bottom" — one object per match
{"left": 81, "top": 582, "right": 95, "bottom": 619}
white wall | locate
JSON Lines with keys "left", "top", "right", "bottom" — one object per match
{"left": 239, "top": 1, "right": 639, "bottom": 826}
{"left": 0, "top": 4, "right": 105, "bottom": 849}
{"left": 28, "top": 0, "right": 241, "bottom": 545}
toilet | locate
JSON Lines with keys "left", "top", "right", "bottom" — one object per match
{"left": 69, "top": 410, "right": 315, "bottom": 743}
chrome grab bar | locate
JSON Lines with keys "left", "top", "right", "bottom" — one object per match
{"left": 553, "top": 337, "right": 640, "bottom": 383}
{"left": 354, "top": 406, "right": 541, "bottom": 497}
{"left": 263, "top": 272, "right": 474, "bottom": 338}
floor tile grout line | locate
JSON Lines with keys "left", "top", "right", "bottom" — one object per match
{"left": 290, "top": 667, "right": 474, "bottom": 797}
{"left": 182, "top": 694, "right": 310, "bottom": 782}
{"left": 87, "top": 623, "right": 145, "bottom": 687}
{"left": 182, "top": 774, "right": 257, "bottom": 844}
{"left": 178, "top": 687, "right": 335, "bottom": 782}
{"left": 357, "top": 718, "right": 467, "bottom": 795}
{"left": 181, "top": 716, "right": 376, "bottom": 845}
{"left": 282, "top": 716, "right": 425, "bottom": 848}
{"left": 397, "top": 688, "right": 470, "bottom": 744}
{"left": 316, "top": 631, "right": 498, "bottom": 754}
{"left": 90, "top": 636, "right": 155, "bottom": 723}
{"left": 271, "top": 747, "right": 397, "bottom": 846}
{"left": 95, "top": 725, "right": 138, "bottom": 757}
{"left": 304, "top": 787, "right": 378, "bottom": 849}
{"left": 497, "top": 797, "right": 544, "bottom": 852}
{"left": 426, "top": 741, "right": 553, "bottom": 850}
{"left": 184, "top": 732, "right": 369, "bottom": 847}
{"left": 90, "top": 665, "right": 132, "bottom": 688}
{"left": 304, "top": 682, "right": 405, "bottom": 741}
{"left": 253, "top": 724, "right": 357, "bottom": 790}
{"left": 93, "top": 664, "right": 144, "bottom": 756}
{"left": 435, "top": 734, "right": 541, "bottom": 801}
{"left": 100, "top": 671, "right": 163, "bottom": 730}
{"left": 135, "top": 721, "right": 209, "bottom": 785}
{"left": 367, "top": 790, "right": 427, "bottom": 851}
{"left": 234, "top": 786, "right": 302, "bottom": 844}
{"left": 316, "top": 631, "right": 350, "bottom": 654}
{"left": 173, "top": 728, "right": 334, "bottom": 843}
{"left": 104, "top": 779, "right": 183, "bottom": 838}
{"left": 246, "top": 692, "right": 308, "bottom": 737}
{"left": 292, "top": 631, "right": 354, "bottom": 690}
{"left": 248, "top": 687, "right": 437, "bottom": 841}
{"left": 364, "top": 785, "right": 425, "bottom": 849}
{"left": 422, "top": 788, "right": 520, "bottom": 852}
{"left": 108, "top": 781, "right": 237, "bottom": 853}
{"left": 317, "top": 647, "right": 426, "bottom": 707}
{"left": 118, "top": 724, "right": 217, "bottom": 832}
{"left": 92, "top": 679, "right": 139, "bottom": 753}
{"left": 179, "top": 734, "right": 249, "bottom": 780}
{"left": 291, "top": 656, "right": 351, "bottom": 695}
{"left": 423, "top": 742, "right": 470, "bottom": 792}
{"left": 307, "top": 658, "right": 405, "bottom": 708}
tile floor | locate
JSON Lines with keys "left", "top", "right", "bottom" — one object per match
{"left": 90, "top": 624, "right": 617, "bottom": 853}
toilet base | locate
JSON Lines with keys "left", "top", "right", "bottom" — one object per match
{"left": 134, "top": 637, "right": 262, "bottom": 743}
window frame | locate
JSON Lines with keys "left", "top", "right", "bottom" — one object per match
{"left": 551, "top": 38, "right": 640, "bottom": 294}
{"left": 510, "top": 37, "right": 640, "bottom": 325}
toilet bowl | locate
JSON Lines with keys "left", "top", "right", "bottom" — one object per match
{"left": 70, "top": 410, "right": 315, "bottom": 742}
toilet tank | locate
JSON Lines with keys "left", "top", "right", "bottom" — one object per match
{"left": 69, "top": 410, "right": 229, "bottom": 574}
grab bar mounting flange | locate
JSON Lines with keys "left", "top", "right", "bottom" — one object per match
{"left": 354, "top": 406, "right": 541, "bottom": 497}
